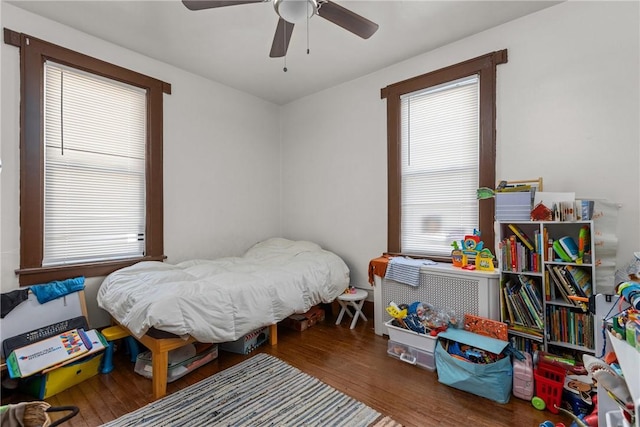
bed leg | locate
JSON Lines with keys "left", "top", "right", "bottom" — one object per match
{"left": 269, "top": 324, "right": 277, "bottom": 346}
{"left": 152, "top": 350, "right": 169, "bottom": 400}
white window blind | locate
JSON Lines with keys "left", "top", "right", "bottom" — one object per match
{"left": 43, "top": 61, "right": 147, "bottom": 266}
{"left": 400, "top": 75, "right": 479, "bottom": 257}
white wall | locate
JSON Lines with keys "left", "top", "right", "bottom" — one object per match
{"left": 1, "top": 4, "right": 282, "bottom": 325}
{"left": 2, "top": 1, "right": 638, "bottom": 326}
{"left": 281, "top": 1, "right": 640, "bottom": 294}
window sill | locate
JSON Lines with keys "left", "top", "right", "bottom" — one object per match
{"left": 386, "top": 253, "right": 453, "bottom": 264}
{"left": 16, "top": 255, "right": 166, "bottom": 286}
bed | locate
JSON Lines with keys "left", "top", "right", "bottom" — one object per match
{"left": 97, "top": 237, "right": 350, "bottom": 399}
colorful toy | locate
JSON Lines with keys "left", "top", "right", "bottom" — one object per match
{"left": 617, "top": 281, "right": 640, "bottom": 310}
{"left": 475, "top": 251, "right": 495, "bottom": 271}
{"left": 451, "top": 249, "right": 467, "bottom": 267}
{"left": 476, "top": 187, "right": 496, "bottom": 200}
{"left": 577, "top": 225, "right": 589, "bottom": 264}
{"left": 451, "top": 229, "right": 495, "bottom": 270}
{"left": 386, "top": 302, "right": 407, "bottom": 320}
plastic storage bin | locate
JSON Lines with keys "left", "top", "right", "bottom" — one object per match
{"left": 18, "top": 352, "right": 104, "bottom": 399}
{"left": 135, "top": 344, "right": 218, "bottom": 383}
{"left": 385, "top": 320, "right": 438, "bottom": 353}
{"left": 387, "top": 340, "right": 436, "bottom": 371}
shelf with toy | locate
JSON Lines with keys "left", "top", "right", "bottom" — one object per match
{"left": 497, "top": 220, "right": 597, "bottom": 359}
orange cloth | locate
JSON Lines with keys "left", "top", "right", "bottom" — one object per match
{"left": 368, "top": 255, "right": 391, "bottom": 285}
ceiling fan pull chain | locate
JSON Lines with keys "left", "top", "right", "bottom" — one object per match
{"left": 283, "top": 22, "right": 288, "bottom": 72}
{"left": 306, "top": 1, "right": 310, "bottom": 54}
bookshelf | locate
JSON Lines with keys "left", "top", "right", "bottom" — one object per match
{"left": 497, "top": 221, "right": 596, "bottom": 359}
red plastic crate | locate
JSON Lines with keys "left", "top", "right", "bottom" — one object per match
{"left": 533, "top": 362, "right": 566, "bottom": 414}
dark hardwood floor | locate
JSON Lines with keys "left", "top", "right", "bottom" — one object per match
{"left": 2, "top": 312, "right": 572, "bottom": 426}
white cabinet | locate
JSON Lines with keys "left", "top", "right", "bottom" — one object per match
{"left": 373, "top": 263, "right": 500, "bottom": 336}
{"left": 606, "top": 330, "right": 640, "bottom": 427}
{"left": 496, "top": 221, "right": 596, "bottom": 357}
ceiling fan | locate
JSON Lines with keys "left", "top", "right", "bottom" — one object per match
{"left": 182, "top": 0, "right": 379, "bottom": 58}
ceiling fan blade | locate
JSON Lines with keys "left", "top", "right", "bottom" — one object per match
{"left": 270, "top": 18, "right": 294, "bottom": 58}
{"left": 317, "top": 1, "right": 378, "bottom": 39}
{"left": 182, "top": 0, "right": 265, "bottom": 11}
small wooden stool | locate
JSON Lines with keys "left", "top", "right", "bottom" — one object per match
{"left": 335, "top": 288, "right": 368, "bottom": 329}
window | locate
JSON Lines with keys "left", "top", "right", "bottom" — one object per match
{"left": 381, "top": 50, "right": 507, "bottom": 259}
{"left": 43, "top": 62, "right": 147, "bottom": 265}
{"left": 8, "top": 30, "right": 170, "bottom": 285}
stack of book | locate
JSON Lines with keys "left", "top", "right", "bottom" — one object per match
{"left": 499, "top": 224, "right": 542, "bottom": 273}
{"left": 546, "top": 306, "right": 594, "bottom": 349}
{"left": 502, "top": 275, "right": 544, "bottom": 332}
{"left": 545, "top": 264, "right": 592, "bottom": 311}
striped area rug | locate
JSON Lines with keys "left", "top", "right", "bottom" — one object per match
{"left": 102, "top": 353, "right": 397, "bottom": 427}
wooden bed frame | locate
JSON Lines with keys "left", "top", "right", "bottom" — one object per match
{"left": 119, "top": 323, "right": 278, "bottom": 400}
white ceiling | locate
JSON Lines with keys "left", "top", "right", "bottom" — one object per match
{"left": 8, "top": 0, "right": 561, "bottom": 105}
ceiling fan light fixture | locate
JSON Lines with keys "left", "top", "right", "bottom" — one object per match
{"left": 274, "top": 0, "right": 317, "bottom": 24}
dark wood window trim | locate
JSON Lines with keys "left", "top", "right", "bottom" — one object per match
{"left": 4, "top": 28, "right": 170, "bottom": 285}
{"left": 380, "top": 50, "right": 507, "bottom": 260}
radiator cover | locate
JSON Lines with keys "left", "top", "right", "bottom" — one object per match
{"left": 373, "top": 263, "right": 500, "bottom": 336}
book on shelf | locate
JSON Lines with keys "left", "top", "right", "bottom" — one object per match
{"left": 532, "top": 252, "right": 539, "bottom": 273}
{"left": 508, "top": 323, "right": 544, "bottom": 339}
{"left": 509, "top": 235, "right": 517, "bottom": 271}
{"left": 546, "top": 305, "right": 594, "bottom": 349}
{"left": 552, "top": 266, "right": 588, "bottom": 312}
{"left": 508, "top": 224, "right": 535, "bottom": 251}
{"left": 504, "top": 278, "right": 543, "bottom": 330}
{"left": 500, "top": 237, "right": 540, "bottom": 273}
{"left": 518, "top": 285, "right": 544, "bottom": 329}
{"left": 565, "top": 265, "right": 593, "bottom": 297}
{"left": 558, "top": 236, "right": 579, "bottom": 262}
{"left": 503, "top": 287, "right": 517, "bottom": 325}
{"left": 556, "top": 266, "right": 588, "bottom": 299}
{"left": 510, "top": 334, "right": 542, "bottom": 355}
{"left": 546, "top": 266, "right": 569, "bottom": 302}
{"left": 518, "top": 275, "right": 544, "bottom": 315}
{"left": 574, "top": 199, "right": 595, "bottom": 220}
{"left": 543, "top": 269, "right": 555, "bottom": 301}
{"left": 505, "top": 281, "right": 528, "bottom": 326}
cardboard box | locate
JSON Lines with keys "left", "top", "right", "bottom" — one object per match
{"left": 282, "top": 306, "right": 325, "bottom": 331}
{"left": 18, "top": 352, "right": 104, "bottom": 399}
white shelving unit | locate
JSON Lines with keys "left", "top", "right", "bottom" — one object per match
{"left": 606, "top": 330, "right": 639, "bottom": 427}
{"left": 496, "top": 221, "right": 597, "bottom": 356}
{"left": 594, "top": 294, "right": 639, "bottom": 427}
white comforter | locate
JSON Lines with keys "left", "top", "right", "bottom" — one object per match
{"left": 97, "top": 238, "right": 350, "bottom": 342}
